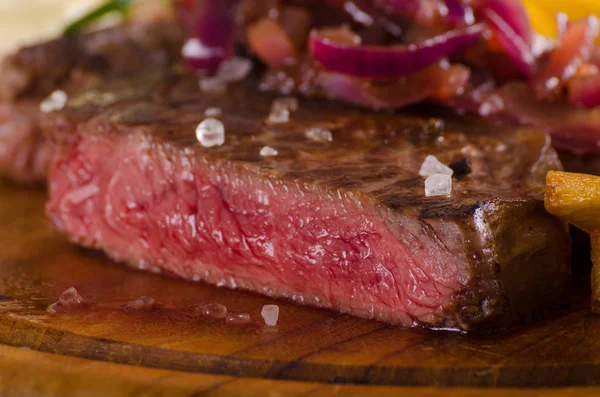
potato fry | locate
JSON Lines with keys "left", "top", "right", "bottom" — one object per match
{"left": 545, "top": 171, "right": 600, "bottom": 313}
{"left": 592, "top": 231, "right": 600, "bottom": 312}
{"left": 545, "top": 170, "right": 600, "bottom": 233}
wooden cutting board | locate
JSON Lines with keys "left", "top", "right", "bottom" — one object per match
{"left": 2, "top": 180, "right": 600, "bottom": 393}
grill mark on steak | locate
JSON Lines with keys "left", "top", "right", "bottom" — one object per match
{"left": 43, "top": 71, "right": 571, "bottom": 329}
{"left": 0, "top": 18, "right": 183, "bottom": 184}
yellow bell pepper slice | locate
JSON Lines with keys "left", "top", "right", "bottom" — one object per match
{"left": 524, "top": 0, "right": 600, "bottom": 41}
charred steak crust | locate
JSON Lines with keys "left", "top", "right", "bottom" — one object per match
{"left": 0, "top": 19, "right": 183, "bottom": 183}
{"left": 0, "top": 19, "right": 183, "bottom": 102}
{"left": 43, "top": 71, "right": 570, "bottom": 329}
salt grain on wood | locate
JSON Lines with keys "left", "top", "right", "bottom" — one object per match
{"left": 40, "top": 90, "right": 68, "bottom": 113}
{"left": 196, "top": 118, "right": 225, "bottom": 147}
{"left": 261, "top": 304, "right": 279, "bottom": 326}
{"left": 47, "top": 287, "right": 85, "bottom": 313}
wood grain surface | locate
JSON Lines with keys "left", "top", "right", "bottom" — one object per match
{"left": 0, "top": 180, "right": 598, "bottom": 390}
{"left": 4, "top": 344, "right": 600, "bottom": 397}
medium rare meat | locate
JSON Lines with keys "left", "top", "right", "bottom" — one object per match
{"left": 43, "top": 71, "right": 571, "bottom": 330}
{"left": 0, "top": 18, "right": 182, "bottom": 184}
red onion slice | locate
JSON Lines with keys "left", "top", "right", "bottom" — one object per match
{"left": 569, "top": 75, "right": 600, "bottom": 109}
{"left": 309, "top": 23, "right": 484, "bottom": 80}
{"left": 478, "top": 0, "right": 532, "bottom": 45}
{"left": 386, "top": 0, "right": 448, "bottom": 26}
{"left": 480, "top": 7, "right": 534, "bottom": 78}
{"left": 444, "top": 0, "right": 474, "bottom": 26}
{"left": 177, "top": 0, "right": 235, "bottom": 72}
{"left": 446, "top": 81, "right": 600, "bottom": 154}
{"left": 532, "top": 16, "right": 600, "bottom": 100}
{"left": 317, "top": 64, "right": 470, "bottom": 109}
{"left": 591, "top": 47, "right": 600, "bottom": 69}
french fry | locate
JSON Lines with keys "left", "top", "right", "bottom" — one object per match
{"left": 592, "top": 231, "right": 600, "bottom": 312}
{"left": 545, "top": 171, "right": 600, "bottom": 233}
{"left": 545, "top": 171, "right": 600, "bottom": 313}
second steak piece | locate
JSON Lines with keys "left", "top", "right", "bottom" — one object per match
{"left": 0, "top": 18, "right": 182, "bottom": 184}
{"left": 44, "top": 73, "right": 570, "bottom": 330}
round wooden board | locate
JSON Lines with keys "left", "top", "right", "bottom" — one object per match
{"left": 1, "top": 181, "right": 599, "bottom": 390}
{"left": 3, "top": 345, "right": 600, "bottom": 397}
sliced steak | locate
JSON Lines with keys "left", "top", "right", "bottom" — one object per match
{"left": 0, "top": 18, "right": 182, "bottom": 184}
{"left": 0, "top": 101, "right": 49, "bottom": 183}
{"left": 43, "top": 72, "right": 570, "bottom": 330}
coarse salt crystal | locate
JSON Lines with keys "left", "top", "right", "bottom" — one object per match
{"left": 261, "top": 304, "right": 279, "bottom": 326}
{"left": 182, "top": 38, "right": 225, "bottom": 60}
{"left": 419, "top": 155, "right": 453, "bottom": 178}
{"left": 267, "top": 107, "right": 290, "bottom": 124}
{"left": 47, "top": 287, "right": 85, "bottom": 313}
{"left": 304, "top": 127, "right": 333, "bottom": 142}
{"left": 260, "top": 146, "right": 278, "bottom": 157}
{"left": 216, "top": 56, "right": 253, "bottom": 83}
{"left": 273, "top": 97, "right": 298, "bottom": 112}
{"left": 196, "top": 118, "right": 225, "bottom": 147}
{"left": 40, "top": 90, "right": 68, "bottom": 113}
{"left": 267, "top": 96, "right": 298, "bottom": 124}
{"left": 205, "top": 107, "right": 222, "bottom": 117}
{"left": 425, "top": 174, "right": 452, "bottom": 197}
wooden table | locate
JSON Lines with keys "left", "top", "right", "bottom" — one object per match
{"left": 1, "top": 180, "right": 600, "bottom": 396}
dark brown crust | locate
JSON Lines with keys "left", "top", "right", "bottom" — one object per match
{"left": 43, "top": 70, "right": 571, "bottom": 329}
{"left": 444, "top": 200, "right": 571, "bottom": 328}
{"left": 0, "top": 19, "right": 183, "bottom": 184}
{"left": 0, "top": 19, "right": 183, "bottom": 103}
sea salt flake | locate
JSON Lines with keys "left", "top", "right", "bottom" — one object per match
{"left": 196, "top": 118, "right": 225, "bottom": 147}
{"left": 40, "top": 90, "right": 68, "bottom": 113}
{"left": 261, "top": 304, "right": 279, "bottom": 326}
{"left": 181, "top": 38, "right": 225, "bottom": 60}
{"left": 273, "top": 97, "right": 298, "bottom": 112}
{"left": 204, "top": 107, "right": 222, "bottom": 117}
{"left": 260, "top": 146, "right": 278, "bottom": 157}
{"left": 267, "top": 96, "right": 298, "bottom": 124}
{"left": 216, "top": 56, "right": 253, "bottom": 83}
{"left": 47, "top": 287, "right": 85, "bottom": 313}
{"left": 419, "top": 155, "right": 453, "bottom": 177}
{"left": 425, "top": 174, "right": 453, "bottom": 197}
{"left": 199, "top": 77, "right": 227, "bottom": 94}
{"left": 305, "top": 127, "right": 333, "bottom": 142}
{"left": 267, "top": 107, "right": 290, "bottom": 124}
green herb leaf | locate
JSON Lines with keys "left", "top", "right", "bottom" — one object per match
{"left": 64, "top": 0, "right": 140, "bottom": 35}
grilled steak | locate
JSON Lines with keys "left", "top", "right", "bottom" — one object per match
{"left": 43, "top": 71, "right": 570, "bottom": 330}
{"left": 0, "top": 18, "right": 182, "bottom": 184}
